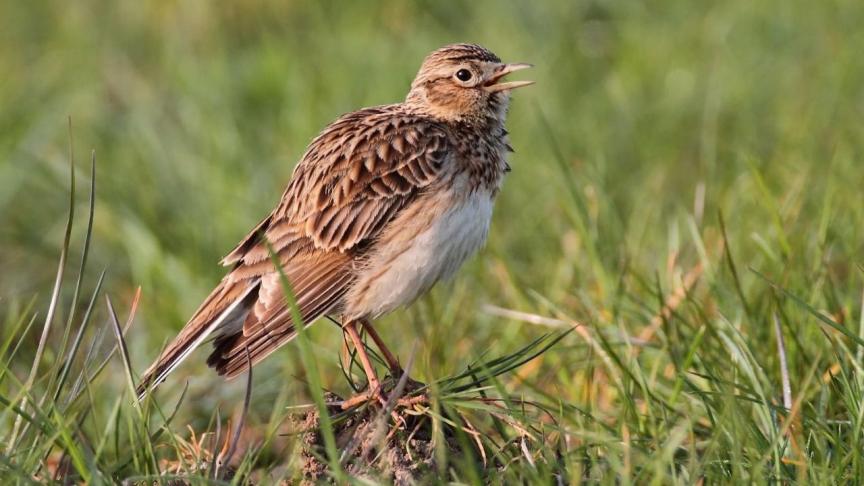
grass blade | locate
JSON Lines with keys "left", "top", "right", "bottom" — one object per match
{"left": 6, "top": 117, "right": 77, "bottom": 452}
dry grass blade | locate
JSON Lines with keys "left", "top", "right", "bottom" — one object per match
{"left": 208, "top": 409, "right": 222, "bottom": 478}
{"left": 753, "top": 268, "right": 864, "bottom": 348}
{"left": 638, "top": 261, "right": 703, "bottom": 345}
{"left": 773, "top": 312, "right": 792, "bottom": 410}
{"left": 482, "top": 305, "right": 568, "bottom": 328}
{"left": 520, "top": 436, "right": 536, "bottom": 468}
{"left": 457, "top": 412, "right": 487, "bottom": 467}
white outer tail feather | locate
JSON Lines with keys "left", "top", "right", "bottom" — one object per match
{"left": 136, "top": 284, "right": 256, "bottom": 401}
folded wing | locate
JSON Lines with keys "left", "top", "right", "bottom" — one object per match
{"left": 136, "top": 108, "right": 451, "bottom": 397}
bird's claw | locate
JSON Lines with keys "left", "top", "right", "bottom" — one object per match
{"left": 396, "top": 393, "right": 428, "bottom": 407}
{"left": 340, "top": 373, "right": 428, "bottom": 410}
{"left": 340, "top": 385, "right": 387, "bottom": 410}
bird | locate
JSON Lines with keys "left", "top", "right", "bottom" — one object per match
{"left": 135, "top": 43, "right": 533, "bottom": 406}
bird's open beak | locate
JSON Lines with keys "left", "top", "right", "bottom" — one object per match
{"left": 484, "top": 63, "right": 534, "bottom": 92}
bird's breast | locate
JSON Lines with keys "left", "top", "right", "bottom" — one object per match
{"left": 345, "top": 187, "right": 496, "bottom": 319}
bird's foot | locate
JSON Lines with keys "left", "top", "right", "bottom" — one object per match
{"left": 340, "top": 371, "right": 429, "bottom": 410}
{"left": 385, "top": 374, "right": 428, "bottom": 408}
{"left": 340, "top": 386, "right": 387, "bottom": 410}
{"left": 340, "top": 383, "right": 428, "bottom": 410}
{"left": 395, "top": 393, "right": 428, "bottom": 408}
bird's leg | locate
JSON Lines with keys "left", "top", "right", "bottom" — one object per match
{"left": 361, "top": 319, "right": 426, "bottom": 403}
{"left": 359, "top": 318, "right": 401, "bottom": 373}
{"left": 341, "top": 319, "right": 385, "bottom": 409}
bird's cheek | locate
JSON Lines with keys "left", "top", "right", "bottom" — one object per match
{"left": 426, "top": 86, "right": 452, "bottom": 107}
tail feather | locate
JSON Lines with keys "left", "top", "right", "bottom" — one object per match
{"left": 135, "top": 281, "right": 258, "bottom": 400}
{"left": 136, "top": 252, "right": 353, "bottom": 398}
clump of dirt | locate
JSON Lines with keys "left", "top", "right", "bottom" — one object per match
{"left": 296, "top": 392, "right": 463, "bottom": 485}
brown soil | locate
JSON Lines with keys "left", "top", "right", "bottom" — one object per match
{"left": 296, "top": 392, "right": 464, "bottom": 485}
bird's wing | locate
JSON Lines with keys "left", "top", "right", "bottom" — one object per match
{"left": 137, "top": 108, "right": 451, "bottom": 394}
{"left": 224, "top": 107, "right": 451, "bottom": 265}
{"left": 209, "top": 109, "right": 452, "bottom": 377}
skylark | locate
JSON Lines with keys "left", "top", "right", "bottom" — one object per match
{"left": 136, "top": 44, "right": 533, "bottom": 405}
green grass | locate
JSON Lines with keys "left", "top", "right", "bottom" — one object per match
{"left": 2, "top": 0, "right": 864, "bottom": 483}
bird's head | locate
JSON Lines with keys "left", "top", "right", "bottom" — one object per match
{"left": 406, "top": 44, "right": 533, "bottom": 124}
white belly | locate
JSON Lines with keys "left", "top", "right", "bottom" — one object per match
{"left": 347, "top": 190, "right": 495, "bottom": 319}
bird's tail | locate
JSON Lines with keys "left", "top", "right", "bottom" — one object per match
{"left": 135, "top": 281, "right": 258, "bottom": 401}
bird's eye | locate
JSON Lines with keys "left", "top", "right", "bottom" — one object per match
{"left": 455, "top": 69, "right": 473, "bottom": 82}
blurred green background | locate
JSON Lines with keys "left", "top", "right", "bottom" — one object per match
{"left": 2, "top": 0, "right": 864, "bottom": 480}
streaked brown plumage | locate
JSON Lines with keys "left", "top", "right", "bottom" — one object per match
{"left": 136, "top": 43, "right": 533, "bottom": 403}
